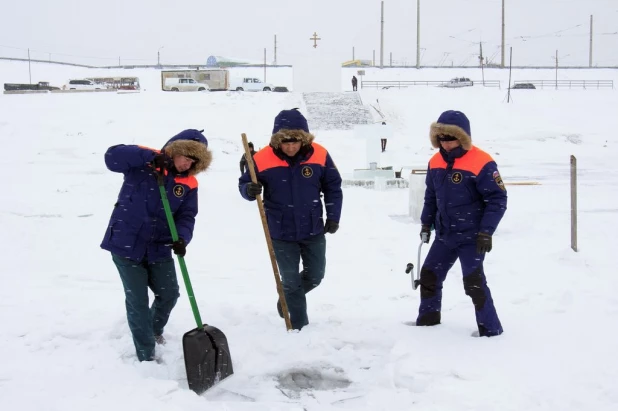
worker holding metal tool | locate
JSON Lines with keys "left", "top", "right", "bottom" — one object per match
{"left": 415, "top": 110, "right": 507, "bottom": 337}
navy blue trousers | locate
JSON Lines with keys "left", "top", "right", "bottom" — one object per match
{"left": 112, "top": 254, "right": 180, "bottom": 361}
{"left": 416, "top": 239, "right": 503, "bottom": 336}
{"left": 272, "top": 234, "right": 326, "bottom": 330}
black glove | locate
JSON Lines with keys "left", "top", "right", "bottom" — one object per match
{"left": 152, "top": 153, "right": 171, "bottom": 171}
{"left": 172, "top": 238, "right": 186, "bottom": 257}
{"left": 246, "top": 182, "right": 263, "bottom": 198}
{"left": 476, "top": 233, "right": 492, "bottom": 254}
{"left": 324, "top": 220, "right": 339, "bottom": 234}
{"left": 420, "top": 225, "right": 431, "bottom": 243}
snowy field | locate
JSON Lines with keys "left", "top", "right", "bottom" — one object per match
{"left": 1, "top": 61, "right": 618, "bottom": 411}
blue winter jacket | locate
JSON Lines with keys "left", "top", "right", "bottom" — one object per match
{"left": 421, "top": 145, "right": 507, "bottom": 245}
{"left": 239, "top": 143, "right": 343, "bottom": 242}
{"left": 101, "top": 130, "right": 211, "bottom": 262}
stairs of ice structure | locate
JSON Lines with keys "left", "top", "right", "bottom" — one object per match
{"left": 301, "top": 92, "right": 374, "bottom": 130}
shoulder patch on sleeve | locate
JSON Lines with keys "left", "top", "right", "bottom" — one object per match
{"left": 493, "top": 171, "right": 506, "bottom": 191}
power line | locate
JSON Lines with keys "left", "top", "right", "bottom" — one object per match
{"left": 0, "top": 44, "right": 152, "bottom": 61}
{"left": 513, "top": 24, "right": 583, "bottom": 41}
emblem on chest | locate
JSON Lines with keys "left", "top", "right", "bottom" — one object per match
{"left": 451, "top": 172, "right": 463, "bottom": 184}
{"left": 301, "top": 166, "right": 314, "bottom": 178}
{"left": 173, "top": 185, "right": 185, "bottom": 197}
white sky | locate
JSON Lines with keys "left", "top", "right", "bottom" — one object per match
{"left": 1, "top": 0, "right": 617, "bottom": 66}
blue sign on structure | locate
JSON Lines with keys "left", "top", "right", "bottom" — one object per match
{"left": 206, "top": 56, "right": 218, "bottom": 67}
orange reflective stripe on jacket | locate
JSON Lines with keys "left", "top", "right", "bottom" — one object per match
{"left": 174, "top": 175, "right": 197, "bottom": 189}
{"left": 429, "top": 146, "right": 493, "bottom": 176}
{"left": 302, "top": 143, "right": 328, "bottom": 166}
{"left": 253, "top": 149, "right": 289, "bottom": 172}
{"left": 254, "top": 143, "right": 329, "bottom": 172}
{"left": 138, "top": 145, "right": 159, "bottom": 153}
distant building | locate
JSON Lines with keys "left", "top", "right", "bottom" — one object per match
{"left": 206, "top": 55, "right": 261, "bottom": 67}
{"left": 206, "top": 56, "right": 218, "bottom": 67}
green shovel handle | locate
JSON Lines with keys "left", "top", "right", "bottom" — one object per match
{"left": 157, "top": 171, "right": 204, "bottom": 330}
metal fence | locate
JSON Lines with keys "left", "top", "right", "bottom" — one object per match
{"left": 513, "top": 80, "right": 613, "bottom": 89}
{"left": 361, "top": 80, "right": 501, "bottom": 89}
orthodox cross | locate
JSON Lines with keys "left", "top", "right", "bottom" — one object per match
{"left": 309, "top": 32, "right": 321, "bottom": 48}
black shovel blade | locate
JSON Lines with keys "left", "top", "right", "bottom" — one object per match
{"left": 183, "top": 324, "right": 234, "bottom": 394}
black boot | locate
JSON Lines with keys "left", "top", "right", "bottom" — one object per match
{"left": 416, "top": 311, "right": 441, "bottom": 326}
{"left": 477, "top": 324, "right": 503, "bottom": 337}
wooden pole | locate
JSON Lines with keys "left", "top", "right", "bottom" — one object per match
{"left": 241, "top": 133, "right": 293, "bottom": 330}
{"left": 570, "top": 155, "right": 578, "bottom": 252}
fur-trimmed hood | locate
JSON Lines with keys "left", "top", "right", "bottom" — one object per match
{"left": 162, "top": 129, "right": 212, "bottom": 176}
{"left": 270, "top": 129, "right": 315, "bottom": 149}
{"left": 429, "top": 110, "right": 472, "bottom": 150}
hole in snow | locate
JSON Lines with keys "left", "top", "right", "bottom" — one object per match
{"left": 276, "top": 366, "right": 351, "bottom": 392}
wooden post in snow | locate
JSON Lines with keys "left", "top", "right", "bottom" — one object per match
{"left": 570, "top": 155, "right": 578, "bottom": 252}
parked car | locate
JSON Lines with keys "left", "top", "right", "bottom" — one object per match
{"left": 64, "top": 79, "right": 103, "bottom": 90}
{"left": 161, "top": 70, "right": 229, "bottom": 91}
{"left": 4, "top": 81, "right": 60, "bottom": 91}
{"left": 441, "top": 77, "right": 474, "bottom": 88}
{"left": 512, "top": 83, "right": 536, "bottom": 89}
{"left": 229, "top": 77, "right": 274, "bottom": 92}
{"left": 163, "top": 78, "right": 209, "bottom": 92}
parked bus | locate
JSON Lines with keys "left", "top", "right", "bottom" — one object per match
{"left": 86, "top": 77, "right": 141, "bottom": 90}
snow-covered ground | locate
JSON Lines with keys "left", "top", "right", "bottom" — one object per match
{"left": 1, "top": 61, "right": 618, "bottom": 411}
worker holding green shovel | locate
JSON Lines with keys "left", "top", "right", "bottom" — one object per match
{"left": 101, "top": 129, "right": 211, "bottom": 362}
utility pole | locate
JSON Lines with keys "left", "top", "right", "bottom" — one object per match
{"left": 589, "top": 15, "right": 593, "bottom": 67}
{"left": 480, "top": 42, "right": 485, "bottom": 85}
{"left": 555, "top": 50, "right": 558, "bottom": 90}
{"left": 352, "top": 46, "right": 355, "bottom": 60}
{"left": 119, "top": 56, "right": 121, "bottom": 67}
{"left": 373, "top": 50, "right": 376, "bottom": 66}
{"left": 264, "top": 48, "right": 267, "bottom": 82}
{"left": 157, "top": 46, "right": 164, "bottom": 67}
{"left": 501, "top": 0, "right": 505, "bottom": 68}
{"left": 28, "top": 48, "right": 31, "bottom": 84}
{"left": 274, "top": 35, "right": 277, "bottom": 66}
{"left": 380, "top": 1, "right": 384, "bottom": 68}
{"left": 416, "top": 0, "right": 420, "bottom": 69}
{"left": 390, "top": 52, "right": 392, "bottom": 67}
